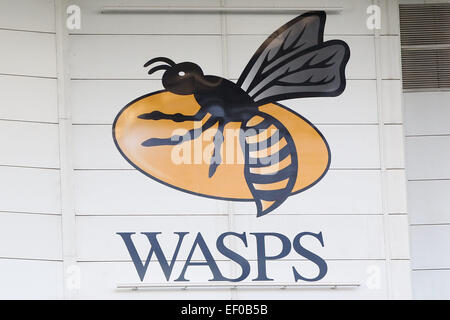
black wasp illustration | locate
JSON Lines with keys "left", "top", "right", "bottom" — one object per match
{"left": 132, "top": 11, "right": 350, "bottom": 216}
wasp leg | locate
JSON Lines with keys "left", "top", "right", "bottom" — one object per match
{"left": 208, "top": 120, "right": 225, "bottom": 178}
{"left": 138, "top": 108, "right": 207, "bottom": 122}
{"left": 141, "top": 116, "right": 218, "bottom": 147}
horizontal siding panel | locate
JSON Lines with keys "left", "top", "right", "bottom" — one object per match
{"left": 74, "top": 170, "right": 227, "bottom": 215}
{"left": 71, "top": 79, "right": 162, "bottom": 124}
{"left": 404, "top": 92, "right": 450, "bottom": 136}
{"left": 79, "top": 260, "right": 388, "bottom": 299}
{"left": 81, "top": 260, "right": 232, "bottom": 299}
{"left": 381, "top": 36, "right": 401, "bottom": 79}
{"left": 76, "top": 215, "right": 385, "bottom": 261}
{"left": 74, "top": 169, "right": 381, "bottom": 215}
{"left": 223, "top": 0, "right": 355, "bottom": 10}
{"left": 233, "top": 170, "right": 382, "bottom": 215}
{"left": 388, "top": 215, "right": 410, "bottom": 259}
{"left": 0, "top": 0, "right": 55, "bottom": 33}
{"left": 319, "top": 125, "right": 380, "bottom": 169}
{"left": 225, "top": 0, "right": 334, "bottom": 5}
{"left": 71, "top": 0, "right": 394, "bottom": 36}
{"left": 245, "top": 260, "right": 405, "bottom": 299}
{"left": 408, "top": 180, "right": 450, "bottom": 225}
{"left": 0, "top": 29, "right": 56, "bottom": 77}
{"left": 412, "top": 270, "right": 450, "bottom": 299}
{"left": 0, "top": 213, "right": 62, "bottom": 260}
{"left": 410, "top": 224, "right": 450, "bottom": 270}
{"left": 381, "top": 80, "right": 403, "bottom": 124}
{"left": 0, "top": 167, "right": 60, "bottom": 214}
{"left": 379, "top": 0, "right": 401, "bottom": 36}
{"left": 228, "top": 35, "right": 376, "bottom": 80}
{"left": 0, "top": 75, "right": 58, "bottom": 123}
{"left": 383, "top": 125, "right": 405, "bottom": 169}
{"left": 0, "top": 120, "right": 59, "bottom": 168}
{"left": 69, "top": 35, "right": 223, "bottom": 79}
{"left": 405, "top": 136, "right": 450, "bottom": 180}
{"left": 386, "top": 170, "right": 408, "bottom": 214}
{"left": 70, "top": 0, "right": 221, "bottom": 35}
{"left": 226, "top": 0, "right": 373, "bottom": 35}
{"left": 73, "top": 125, "right": 131, "bottom": 170}
{"left": 234, "top": 215, "right": 384, "bottom": 260}
{"left": 390, "top": 260, "right": 413, "bottom": 299}
{"left": 285, "top": 80, "right": 379, "bottom": 125}
{"left": 72, "top": 124, "right": 380, "bottom": 169}
{"left": 0, "top": 259, "right": 62, "bottom": 299}
{"left": 77, "top": 215, "right": 228, "bottom": 261}
{"left": 70, "top": 79, "right": 379, "bottom": 125}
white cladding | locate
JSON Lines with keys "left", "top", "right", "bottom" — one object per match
{"left": 0, "top": 0, "right": 413, "bottom": 299}
{"left": 0, "top": 0, "right": 62, "bottom": 300}
{"left": 404, "top": 91, "right": 450, "bottom": 299}
{"left": 398, "top": 0, "right": 450, "bottom": 300}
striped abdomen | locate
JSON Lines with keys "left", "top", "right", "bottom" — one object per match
{"left": 241, "top": 112, "right": 298, "bottom": 216}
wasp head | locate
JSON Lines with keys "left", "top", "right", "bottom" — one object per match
{"left": 144, "top": 57, "right": 204, "bottom": 95}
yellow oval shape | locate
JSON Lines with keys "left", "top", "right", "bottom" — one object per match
{"left": 113, "top": 91, "right": 330, "bottom": 201}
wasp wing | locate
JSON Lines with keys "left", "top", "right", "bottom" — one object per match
{"left": 241, "top": 112, "right": 298, "bottom": 217}
{"left": 237, "top": 11, "right": 350, "bottom": 105}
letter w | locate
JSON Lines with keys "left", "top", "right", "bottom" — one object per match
{"left": 117, "top": 232, "right": 188, "bottom": 281}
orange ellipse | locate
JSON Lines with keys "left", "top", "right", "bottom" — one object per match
{"left": 113, "top": 91, "right": 330, "bottom": 201}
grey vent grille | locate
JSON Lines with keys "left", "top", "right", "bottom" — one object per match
{"left": 400, "top": 4, "right": 450, "bottom": 91}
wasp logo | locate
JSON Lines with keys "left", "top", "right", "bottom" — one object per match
{"left": 113, "top": 11, "right": 350, "bottom": 217}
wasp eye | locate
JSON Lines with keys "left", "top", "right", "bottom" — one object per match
{"left": 178, "top": 71, "right": 186, "bottom": 77}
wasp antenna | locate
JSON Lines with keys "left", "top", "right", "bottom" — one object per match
{"left": 147, "top": 64, "right": 170, "bottom": 75}
{"left": 144, "top": 57, "right": 175, "bottom": 68}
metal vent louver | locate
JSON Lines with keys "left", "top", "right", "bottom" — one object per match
{"left": 400, "top": 4, "right": 450, "bottom": 90}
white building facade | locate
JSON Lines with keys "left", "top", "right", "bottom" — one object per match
{"left": 0, "top": 0, "right": 448, "bottom": 299}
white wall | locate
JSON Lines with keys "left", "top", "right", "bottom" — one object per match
{"left": 398, "top": 0, "right": 450, "bottom": 300}
{"left": 0, "top": 0, "right": 412, "bottom": 299}
{"left": 0, "top": 0, "right": 63, "bottom": 299}
{"left": 66, "top": 0, "right": 411, "bottom": 299}
{"left": 404, "top": 91, "right": 450, "bottom": 299}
